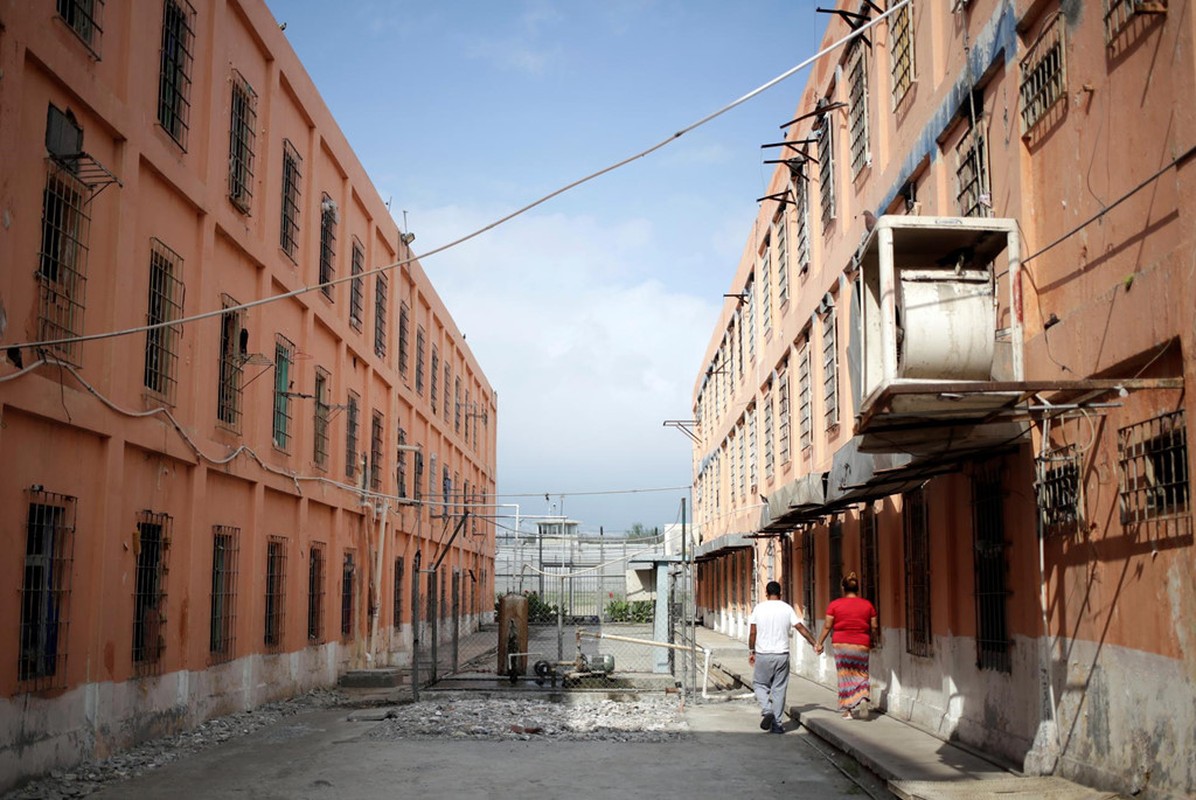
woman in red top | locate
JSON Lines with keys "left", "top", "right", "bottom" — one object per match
{"left": 814, "top": 572, "right": 878, "bottom": 719}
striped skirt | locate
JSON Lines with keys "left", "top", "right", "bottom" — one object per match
{"left": 833, "top": 642, "right": 871, "bottom": 711}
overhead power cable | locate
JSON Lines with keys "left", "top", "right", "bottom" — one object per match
{"left": 5, "top": 0, "right": 909, "bottom": 355}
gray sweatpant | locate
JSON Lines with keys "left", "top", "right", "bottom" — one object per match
{"left": 752, "top": 651, "right": 790, "bottom": 721}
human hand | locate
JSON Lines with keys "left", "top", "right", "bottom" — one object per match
{"left": 748, "top": 652, "right": 756, "bottom": 665}
{"left": 814, "top": 644, "right": 823, "bottom": 655}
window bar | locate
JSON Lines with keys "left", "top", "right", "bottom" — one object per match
{"left": 133, "top": 510, "right": 172, "bottom": 672}
{"left": 848, "top": 43, "right": 870, "bottom": 175}
{"left": 209, "top": 525, "right": 239, "bottom": 663}
{"left": 903, "top": 488, "right": 931, "bottom": 657}
{"left": 341, "top": 551, "right": 356, "bottom": 638}
{"left": 1118, "top": 410, "right": 1190, "bottom": 527}
{"left": 307, "top": 543, "right": 325, "bottom": 642}
{"left": 280, "top": 139, "right": 302, "bottom": 259}
{"left": 860, "top": 504, "right": 880, "bottom": 618}
{"left": 1035, "top": 446, "right": 1083, "bottom": 535}
{"left": 228, "top": 70, "right": 256, "bottom": 212}
{"left": 823, "top": 306, "right": 839, "bottom": 428}
{"left": 144, "top": 238, "right": 184, "bottom": 404}
{"left": 828, "top": 518, "right": 843, "bottom": 600}
{"left": 313, "top": 368, "right": 330, "bottom": 469}
{"left": 393, "top": 557, "right": 405, "bottom": 632}
{"left": 889, "top": 1, "right": 914, "bottom": 106}
{"left": 216, "top": 296, "right": 244, "bottom": 430}
{"left": 37, "top": 161, "right": 91, "bottom": 365}
{"left": 370, "top": 411, "right": 384, "bottom": 493}
{"left": 430, "top": 347, "right": 440, "bottom": 414}
{"left": 415, "top": 327, "right": 426, "bottom": 395}
{"left": 798, "top": 338, "right": 812, "bottom": 452}
{"left": 157, "top": 0, "right": 195, "bottom": 149}
{"left": 264, "top": 537, "right": 287, "bottom": 650}
{"left": 1019, "top": 14, "right": 1066, "bottom": 134}
{"left": 19, "top": 490, "right": 77, "bottom": 690}
{"left": 349, "top": 239, "right": 364, "bottom": 330}
{"left": 801, "top": 530, "right": 815, "bottom": 629}
{"left": 319, "top": 194, "right": 337, "bottom": 298}
{"left": 398, "top": 302, "right": 410, "bottom": 374}
{"left": 272, "top": 335, "right": 294, "bottom": 450}
{"left": 57, "top": 0, "right": 106, "bottom": 57}
{"left": 972, "top": 463, "right": 1011, "bottom": 671}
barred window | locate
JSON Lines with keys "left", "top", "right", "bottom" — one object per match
{"left": 209, "top": 525, "right": 238, "bottom": 663}
{"left": 216, "top": 296, "right": 244, "bottom": 431}
{"left": 38, "top": 160, "right": 91, "bottom": 365}
{"left": 272, "top": 335, "right": 294, "bottom": 450}
{"left": 798, "top": 336, "right": 812, "bottom": 452}
{"left": 415, "top": 326, "right": 426, "bottom": 395}
{"left": 397, "top": 427, "right": 408, "bottom": 498}
{"left": 747, "top": 406, "right": 758, "bottom": 492}
{"left": 759, "top": 242, "right": 772, "bottom": 339}
{"left": 307, "top": 542, "right": 326, "bottom": 643}
{"left": 889, "top": 0, "right": 914, "bottom": 106}
{"left": 793, "top": 171, "right": 811, "bottom": 276}
{"left": 143, "top": 238, "right": 184, "bottom": 404}
{"left": 443, "top": 465, "right": 451, "bottom": 508}
{"left": 444, "top": 363, "right": 452, "bottom": 424}
{"left": 454, "top": 377, "right": 462, "bottom": 433}
{"left": 817, "top": 112, "right": 836, "bottom": 228}
{"left": 19, "top": 490, "right": 77, "bottom": 690}
{"left": 774, "top": 212, "right": 789, "bottom": 308}
{"left": 847, "top": 43, "right": 870, "bottom": 176}
{"left": 1118, "top": 411, "right": 1189, "bottom": 526}
{"left": 280, "top": 139, "right": 301, "bottom": 259}
{"left": 464, "top": 388, "right": 472, "bottom": 442}
{"left": 374, "top": 274, "right": 388, "bottom": 358}
{"left": 1035, "top": 447, "right": 1083, "bottom": 535}
{"left": 341, "top": 551, "right": 356, "bottom": 638}
{"left": 1019, "top": 13, "right": 1066, "bottom": 134}
{"left": 737, "top": 425, "right": 746, "bottom": 499}
{"left": 133, "top": 511, "right": 172, "bottom": 671}
{"left": 972, "top": 462, "right": 1010, "bottom": 671}
{"left": 903, "top": 488, "right": 931, "bottom": 657}
{"left": 822, "top": 302, "right": 839, "bottom": 429}
{"left": 762, "top": 388, "right": 774, "bottom": 482}
{"left": 398, "top": 302, "right": 410, "bottom": 375}
{"left": 828, "top": 518, "right": 843, "bottom": 600}
{"left": 430, "top": 346, "right": 440, "bottom": 413}
{"left": 313, "top": 367, "right": 330, "bottom": 469}
{"left": 349, "top": 239, "right": 364, "bottom": 331}
{"left": 319, "top": 195, "right": 337, "bottom": 299}
{"left": 345, "top": 391, "right": 360, "bottom": 480}
{"left": 370, "top": 410, "right": 384, "bottom": 494}
{"left": 801, "top": 531, "right": 815, "bottom": 628}
{"left": 777, "top": 362, "right": 791, "bottom": 465}
{"left": 743, "top": 278, "right": 755, "bottom": 366}
{"left": 860, "top": 504, "right": 880, "bottom": 618}
{"left": 228, "top": 71, "right": 256, "bottom": 213}
{"left": 955, "top": 113, "right": 990, "bottom": 218}
{"left": 413, "top": 451, "right": 424, "bottom": 502}
{"left": 1105, "top": 0, "right": 1168, "bottom": 45}
{"left": 264, "top": 538, "right": 287, "bottom": 649}
{"left": 57, "top": 0, "right": 104, "bottom": 57}
{"left": 156, "top": 0, "right": 195, "bottom": 149}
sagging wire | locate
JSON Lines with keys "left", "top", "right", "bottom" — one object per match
{"left": 2, "top": 0, "right": 911, "bottom": 358}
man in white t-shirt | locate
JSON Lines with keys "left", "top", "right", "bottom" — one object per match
{"left": 748, "top": 580, "right": 816, "bottom": 734}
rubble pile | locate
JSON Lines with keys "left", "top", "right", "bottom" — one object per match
{"left": 366, "top": 694, "right": 688, "bottom": 742}
{"left": 2, "top": 689, "right": 344, "bottom": 800}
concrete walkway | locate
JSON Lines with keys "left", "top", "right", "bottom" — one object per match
{"left": 693, "top": 627, "right": 1123, "bottom": 800}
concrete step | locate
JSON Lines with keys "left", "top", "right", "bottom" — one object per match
{"left": 338, "top": 668, "right": 404, "bottom": 689}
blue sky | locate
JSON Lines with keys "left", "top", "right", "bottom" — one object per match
{"left": 271, "top": 0, "right": 827, "bottom": 533}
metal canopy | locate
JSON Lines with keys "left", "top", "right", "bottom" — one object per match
{"left": 758, "top": 472, "right": 828, "bottom": 532}
{"left": 693, "top": 533, "right": 755, "bottom": 561}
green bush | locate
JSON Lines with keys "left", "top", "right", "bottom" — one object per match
{"left": 604, "top": 598, "right": 654, "bottom": 623}
{"left": 495, "top": 591, "right": 560, "bottom": 624}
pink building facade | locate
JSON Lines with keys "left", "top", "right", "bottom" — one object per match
{"left": 692, "top": 2, "right": 1194, "bottom": 797}
{"left": 0, "top": 0, "right": 496, "bottom": 790}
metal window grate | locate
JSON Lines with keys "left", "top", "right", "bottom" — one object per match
{"left": 828, "top": 518, "right": 843, "bottom": 600}
{"left": 157, "top": 0, "right": 195, "bottom": 149}
{"left": 1118, "top": 411, "right": 1189, "bottom": 526}
{"left": 972, "top": 462, "right": 1010, "bottom": 671}
{"left": 313, "top": 368, "right": 330, "bottom": 469}
{"left": 228, "top": 70, "right": 256, "bottom": 212}
{"left": 133, "top": 511, "right": 172, "bottom": 671}
{"left": 430, "top": 347, "right": 440, "bottom": 413}
{"left": 209, "top": 525, "right": 239, "bottom": 663}
{"left": 1104, "top": 0, "right": 1167, "bottom": 44}
{"left": 822, "top": 306, "right": 839, "bottom": 429}
{"left": 860, "top": 504, "right": 880, "bottom": 617}
{"left": 349, "top": 239, "right": 364, "bottom": 330}
{"left": 144, "top": 238, "right": 184, "bottom": 403}
{"left": 413, "top": 451, "right": 424, "bottom": 502}
{"left": 847, "top": 43, "right": 870, "bottom": 176}
{"left": 464, "top": 388, "right": 471, "bottom": 442}
{"left": 341, "top": 551, "right": 356, "bottom": 638}
{"left": 264, "top": 537, "right": 287, "bottom": 650}
{"left": 903, "top": 488, "right": 932, "bottom": 657}
{"left": 57, "top": 0, "right": 105, "bottom": 57}
{"left": 280, "top": 139, "right": 302, "bottom": 259}
{"left": 307, "top": 543, "right": 326, "bottom": 643}
{"left": 763, "top": 389, "right": 774, "bottom": 481}
{"left": 443, "top": 466, "right": 451, "bottom": 508}
{"left": 397, "top": 427, "right": 408, "bottom": 498}
{"left": 794, "top": 172, "right": 811, "bottom": 275}
{"left": 272, "top": 335, "right": 294, "bottom": 450}
{"left": 747, "top": 405, "right": 758, "bottom": 491}
{"left": 955, "top": 122, "right": 990, "bottom": 218}
{"left": 737, "top": 425, "right": 746, "bottom": 500}
{"left": 398, "top": 302, "right": 410, "bottom": 374}
{"left": 760, "top": 244, "right": 772, "bottom": 338}
{"left": 774, "top": 213, "right": 789, "bottom": 306}
{"left": 216, "top": 296, "right": 244, "bottom": 430}
{"left": 889, "top": 1, "right": 914, "bottom": 106}
{"left": 319, "top": 194, "right": 336, "bottom": 298}
{"left": 373, "top": 275, "right": 387, "bottom": 356}
{"left": 1020, "top": 14, "right": 1066, "bottom": 134}
{"left": 393, "top": 557, "right": 405, "bottom": 631}
{"left": 801, "top": 530, "right": 816, "bottom": 628}
{"left": 345, "top": 392, "right": 360, "bottom": 480}
{"left": 370, "top": 411, "right": 384, "bottom": 493}
{"left": 798, "top": 337, "right": 812, "bottom": 452}
{"left": 19, "top": 490, "right": 77, "bottom": 690}
{"left": 818, "top": 114, "right": 836, "bottom": 227}
{"left": 777, "top": 363, "right": 791, "bottom": 464}
{"left": 1035, "top": 447, "right": 1083, "bottom": 535}
{"left": 454, "top": 377, "right": 462, "bottom": 432}
{"left": 415, "top": 327, "right": 426, "bottom": 395}
{"left": 38, "top": 160, "right": 91, "bottom": 365}
{"left": 743, "top": 279, "right": 755, "bottom": 366}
